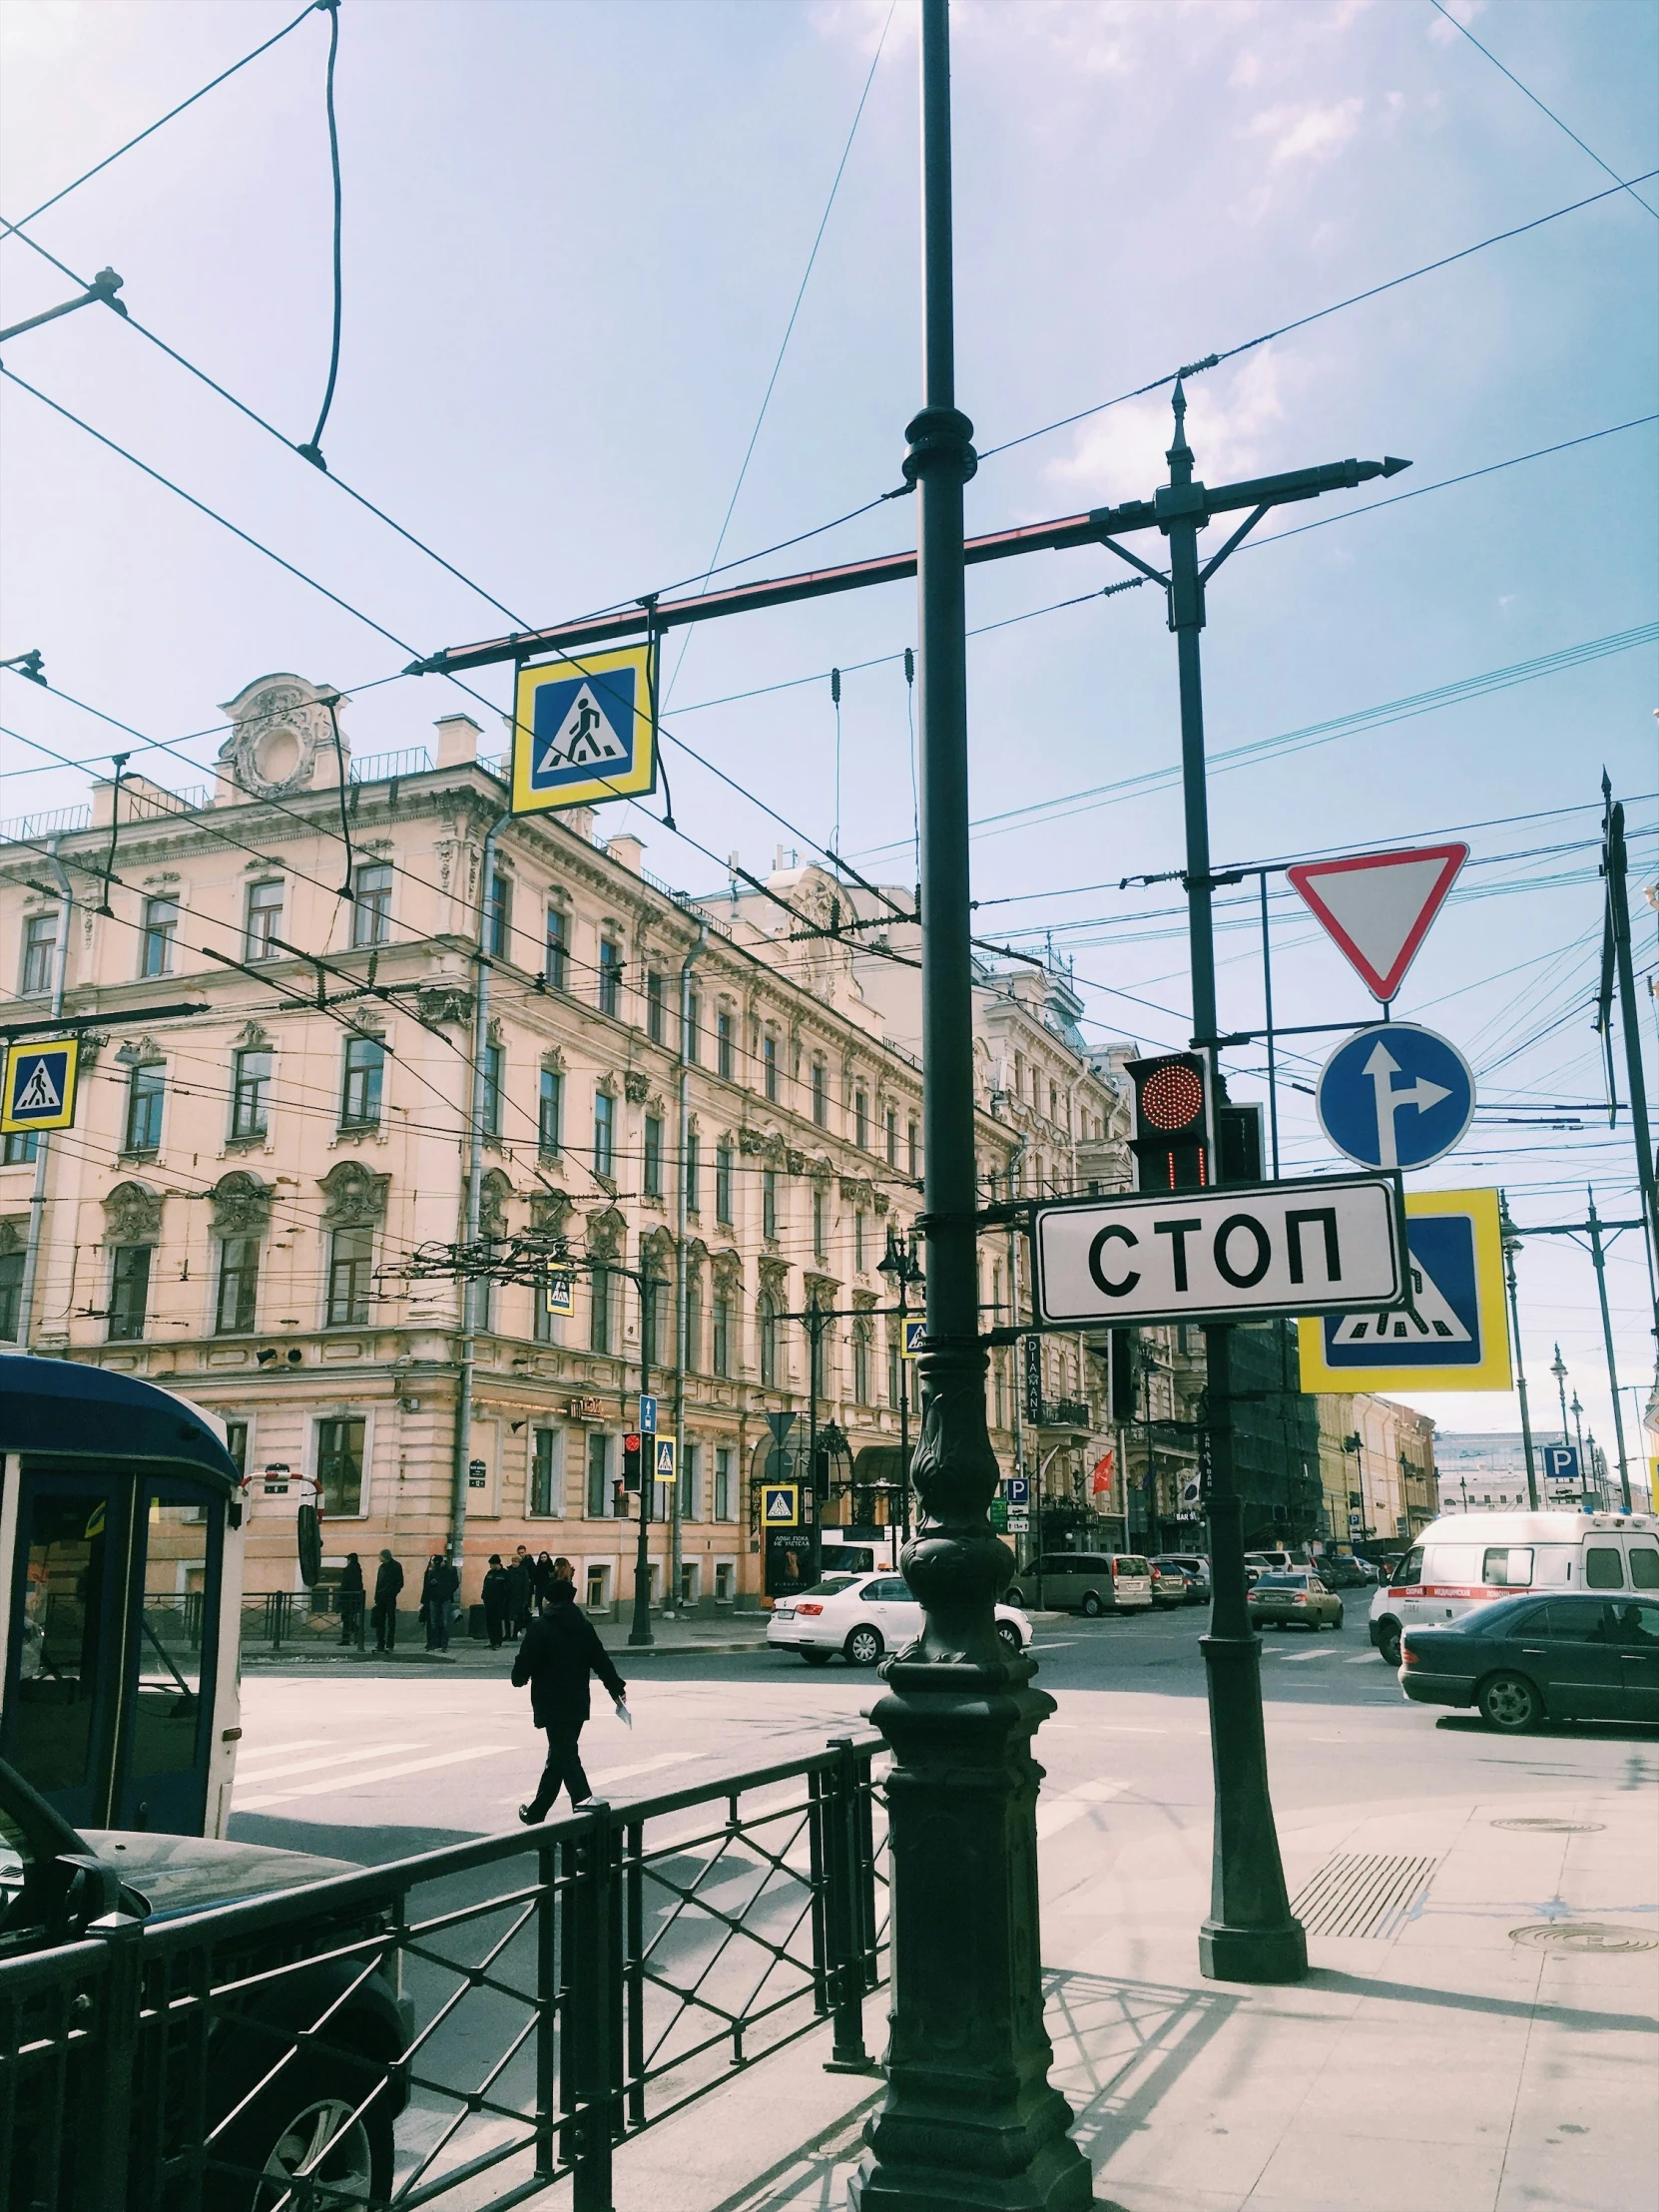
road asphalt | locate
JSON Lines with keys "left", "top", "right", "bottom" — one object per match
{"left": 229, "top": 1603, "right": 1658, "bottom": 2211}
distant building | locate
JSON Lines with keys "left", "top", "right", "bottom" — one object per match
{"left": 1313, "top": 1393, "right": 1437, "bottom": 1549}
{"left": 1435, "top": 1430, "right": 1609, "bottom": 1513}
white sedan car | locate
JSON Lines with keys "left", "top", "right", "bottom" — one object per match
{"left": 768, "top": 1570, "right": 1034, "bottom": 1667}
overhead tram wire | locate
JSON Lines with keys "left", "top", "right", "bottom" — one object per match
{"left": 1425, "top": 0, "right": 1658, "bottom": 221}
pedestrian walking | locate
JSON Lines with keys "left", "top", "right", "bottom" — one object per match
{"left": 512, "top": 1580, "right": 627, "bottom": 1822}
{"left": 422, "top": 1553, "right": 459, "bottom": 1651}
{"left": 336, "top": 1552, "right": 365, "bottom": 1648}
{"left": 482, "top": 1554, "right": 510, "bottom": 1649}
{"left": 371, "top": 1550, "right": 403, "bottom": 1652}
{"left": 506, "top": 1548, "right": 533, "bottom": 1639}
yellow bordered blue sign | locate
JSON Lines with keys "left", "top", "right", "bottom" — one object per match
{"left": 544, "top": 1272, "right": 575, "bottom": 1317}
{"left": 901, "top": 1320, "right": 925, "bottom": 1359}
{"left": 512, "top": 643, "right": 657, "bottom": 814}
{"left": 763, "top": 1483, "right": 799, "bottom": 1526}
{"left": 1298, "top": 1187, "right": 1511, "bottom": 1392}
{"left": 1, "top": 1037, "right": 80, "bottom": 1133}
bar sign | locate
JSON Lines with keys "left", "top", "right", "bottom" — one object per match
{"left": 1023, "top": 1336, "right": 1042, "bottom": 1425}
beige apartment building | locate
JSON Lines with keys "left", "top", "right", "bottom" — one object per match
{"left": 1, "top": 672, "right": 1046, "bottom": 1616}
{"left": 1314, "top": 1390, "right": 1438, "bottom": 1551}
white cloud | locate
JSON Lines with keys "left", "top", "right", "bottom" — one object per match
{"left": 1045, "top": 349, "right": 1295, "bottom": 503}
{"left": 1246, "top": 96, "right": 1364, "bottom": 168}
{"left": 1428, "top": 0, "right": 1485, "bottom": 45}
{"left": 1230, "top": 48, "right": 1262, "bottom": 87}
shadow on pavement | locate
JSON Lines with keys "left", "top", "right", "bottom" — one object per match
{"left": 227, "top": 1813, "right": 492, "bottom": 1864}
{"left": 1303, "top": 1966, "right": 1659, "bottom": 2036}
{"left": 1434, "top": 1715, "right": 1659, "bottom": 1745}
{"left": 1043, "top": 1967, "right": 1240, "bottom": 2169}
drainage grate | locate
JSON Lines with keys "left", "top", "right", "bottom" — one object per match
{"left": 1510, "top": 1922, "right": 1658, "bottom": 1953}
{"left": 1291, "top": 1853, "right": 1438, "bottom": 1938}
{"left": 1490, "top": 1818, "right": 1605, "bottom": 1833}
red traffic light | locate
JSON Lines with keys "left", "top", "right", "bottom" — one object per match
{"left": 1138, "top": 1057, "right": 1206, "bottom": 1133}
{"left": 1125, "top": 1052, "right": 1210, "bottom": 1193}
{"left": 624, "top": 1433, "right": 642, "bottom": 1452}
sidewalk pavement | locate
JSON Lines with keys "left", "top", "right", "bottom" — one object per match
{"left": 240, "top": 1614, "right": 775, "bottom": 1668}
{"left": 613, "top": 1778, "right": 1659, "bottom": 2212}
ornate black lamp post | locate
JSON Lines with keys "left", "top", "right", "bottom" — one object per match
{"left": 852, "top": 6, "right": 1094, "bottom": 2206}
{"left": 878, "top": 1225, "right": 924, "bottom": 1544}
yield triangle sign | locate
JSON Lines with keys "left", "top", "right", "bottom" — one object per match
{"left": 1287, "top": 841, "right": 1467, "bottom": 1002}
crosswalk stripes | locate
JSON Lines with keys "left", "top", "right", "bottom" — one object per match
{"left": 236, "top": 1742, "right": 510, "bottom": 1812}
{"left": 235, "top": 1742, "right": 417, "bottom": 1788}
{"left": 1036, "top": 1777, "right": 1132, "bottom": 1842}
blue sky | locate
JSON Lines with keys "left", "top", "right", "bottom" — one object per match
{"left": 2, "top": 0, "right": 1655, "bottom": 1468}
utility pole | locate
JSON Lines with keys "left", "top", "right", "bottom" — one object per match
{"left": 1587, "top": 1191, "right": 1633, "bottom": 1512}
{"left": 853, "top": 7, "right": 1091, "bottom": 2206}
{"left": 1601, "top": 776, "right": 1659, "bottom": 1298}
{"left": 1507, "top": 1191, "right": 1644, "bottom": 1515}
{"left": 628, "top": 1264, "right": 657, "bottom": 1646}
{"left": 1499, "top": 1193, "right": 1541, "bottom": 1511}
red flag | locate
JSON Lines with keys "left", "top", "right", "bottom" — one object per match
{"left": 1090, "top": 1450, "right": 1114, "bottom": 1496}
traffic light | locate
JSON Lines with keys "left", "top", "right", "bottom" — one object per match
{"left": 1108, "top": 1329, "right": 1138, "bottom": 1422}
{"left": 1125, "top": 1053, "right": 1210, "bottom": 1192}
{"left": 622, "top": 1433, "right": 643, "bottom": 1491}
{"left": 1214, "top": 1100, "right": 1263, "bottom": 1185}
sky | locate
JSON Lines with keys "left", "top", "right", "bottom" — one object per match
{"left": 2, "top": 0, "right": 1655, "bottom": 1477}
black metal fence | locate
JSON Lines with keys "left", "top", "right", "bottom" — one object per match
{"left": 2, "top": 1735, "right": 887, "bottom": 2211}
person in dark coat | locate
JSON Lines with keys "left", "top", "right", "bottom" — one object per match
{"left": 482, "top": 1554, "right": 511, "bottom": 1649}
{"left": 336, "top": 1552, "right": 365, "bottom": 1647}
{"left": 532, "top": 1551, "right": 557, "bottom": 1610}
{"left": 423, "top": 1554, "right": 460, "bottom": 1651}
{"left": 371, "top": 1550, "right": 403, "bottom": 1652}
{"left": 506, "top": 1550, "right": 533, "bottom": 1639}
{"left": 512, "top": 1580, "right": 627, "bottom": 1821}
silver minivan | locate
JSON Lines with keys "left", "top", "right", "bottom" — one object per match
{"left": 1005, "top": 1553, "right": 1154, "bottom": 1616}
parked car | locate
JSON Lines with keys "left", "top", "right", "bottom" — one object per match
{"left": 0, "top": 1757, "right": 410, "bottom": 2207}
{"left": 1399, "top": 1592, "right": 1659, "bottom": 1731}
{"left": 1369, "top": 1510, "right": 1659, "bottom": 1666}
{"left": 1313, "top": 1556, "right": 1369, "bottom": 1592}
{"left": 1151, "top": 1554, "right": 1212, "bottom": 1605}
{"left": 767, "top": 1571, "right": 1033, "bottom": 1666}
{"left": 1244, "top": 1549, "right": 1298, "bottom": 1575}
{"left": 1003, "top": 1553, "right": 1154, "bottom": 1617}
{"left": 1149, "top": 1562, "right": 1189, "bottom": 1610}
{"left": 1247, "top": 1570, "right": 1344, "bottom": 1632}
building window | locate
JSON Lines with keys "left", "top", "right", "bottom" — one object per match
{"left": 759, "top": 1293, "right": 779, "bottom": 1386}
{"left": 907, "top": 1117, "right": 919, "bottom": 1178}
{"left": 542, "top": 906, "right": 569, "bottom": 991}
{"left": 715, "top": 1142, "right": 734, "bottom": 1225}
{"left": 231, "top": 1049, "right": 272, "bottom": 1141}
{"left": 714, "top": 1446, "right": 734, "bottom": 1521}
{"left": 141, "top": 897, "right": 179, "bottom": 978}
{"left": 0, "top": 1249, "right": 24, "bottom": 1342}
{"left": 716, "top": 1009, "right": 735, "bottom": 1080}
{"left": 680, "top": 1442, "right": 700, "bottom": 1523}
{"left": 885, "top": 1104, "right": 897, "bottom": 1166}
{"left": 124, "top": 1063, "right": 165, "bottom": 1154}
{"left": 642, "top": 1273, "right": 668, "bottom": 1373}
{"left": 686, "top": 991, "right": 701, "bottom": 1064}
{"left": 20, "top": 911, "right": 58, "bottom": 996}
{"left": 646, "top": 970, "right": 665, "bottom": 1045}
{"left": 340, "top": 1036, "right": 384, "bottom": 1130}
{"left": 480, "top": 1041, "right": 504, "bottom": 1139}
{"left": 598, "top": 936, "right": 623, "bottom": 1017}
{"left": 853, "top": 1326, "right": 871, "bottom": 1404}
{"left": 486, "top": 871, "right": 513, "bottom": 958}
{"left": 538, "top": 1067, "right": 563, "bottom": 1156}
{"left": 712, "top": 1294, "right": 731, "bottom": 1378}
{"left": 811, "top": 1060, "right": 827, "bottom": 1126}
{"left": 223, "top": 1419, "right": 249, "bottom": 1477}
{"left": 531, "top": 1429, "right": 560, "bottom": 1516}
{"left": 686, "top": 1129, "right": 701, "bottom": 1214}
{"left": 643, "top": 1114, "right": 664, "bottom": 1198}
{"left": 326, "top": 1226, "right": 372, "bottom": 1326}
{"left": 853, "top": 1210, "right": 866, "bottom": 1272}
{"left": 853, "top": 1088, "right": 868, "bottom": 1149}
{"left": 587, "top": 1430, "right": 613, "bottom": 1517}
{"left": 813, "top": 1185, "right": 827, "bottom": 1261}
{"left": 593, "top": 1090, "right": 615, "bottom": 1178}
{"left": 685, "top": 1277, "right": 702, "bottom": 1370}
{"left": 589, "top": 1265, "right": 611, "bottom": 1354}
{"left": 762, "top": 1169, "right": 778, "bottom": 1242}
{"left": 108, "top": 1246, "right": 152, "bottom": 1342}
{"left": 533, "top": 1272, "right": 559, "bottom": 1343}
{"left": 3, "top": 1132, "right": 38, "bottom": 1166}
{"left": 245, "top": 879, "right": 283, "bottom": 960}
{"left": 215, "top": 1234, "right": 260, "bottom": 1334}
{"left": 352, "top": 862, "right": 392, "bottom": 947}
{"left": 763, "top": 1033, "right": 779, "bottom": 1102}
{"left": 316, "top": 1416, "right": 365, "bottom": 1515}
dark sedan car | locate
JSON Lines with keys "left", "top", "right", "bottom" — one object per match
{"left": 1400, "top": 1593, "right": 1659, "bottom": 1731}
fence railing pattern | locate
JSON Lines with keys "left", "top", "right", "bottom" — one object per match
{"left": 1, "top": 1735, "right": 887, "bottom": 2212}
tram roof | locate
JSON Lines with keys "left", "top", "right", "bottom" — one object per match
{"left": 0, "top": 1357, "right": 240, "bottom": 1492}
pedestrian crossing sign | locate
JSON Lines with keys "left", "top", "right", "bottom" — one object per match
{"left": 763, "top": 1483, "right": 799, "bottom": 1526}
{"left": 1, "top": 1037, "right": 79, "bottom": 1133}
{"left": 1297, "top": 1188, "right": 1510, "bottom": 1392}
{"left": 512, "top": 643, "right": 658, "bottom": 815}
{"left": 902, "top": 1320, "right": 925, "bottom": 1359}
{"left": 655, "top": 1438, "right": 676, "bottom": 1481}
{"left": 544, "top": 1272, "right": 575, "bottom": 1317}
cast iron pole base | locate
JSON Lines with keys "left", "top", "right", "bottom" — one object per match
{"left": 1197, "top": 1631, "right": 1307, "bottom": 1984}
{"left": 850, "top": 1656, "right": 1095, "bottom": 2212}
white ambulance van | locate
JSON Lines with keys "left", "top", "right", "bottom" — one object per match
{"left": 1368, "top": 1509, "right": 1659, "bottom": 1665}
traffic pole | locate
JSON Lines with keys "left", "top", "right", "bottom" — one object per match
{"left": 1602, "top": 779, "right": 1659, "bottom": 1303}
{"left": 1499, "top": 1193, "right": 1541, "bottom": 1511}
{"left": 852, "top": 4, "right": 1093, "bottom": 2204}
{"left": 629, "top": 1273, "right": 654, "bottom": 1647}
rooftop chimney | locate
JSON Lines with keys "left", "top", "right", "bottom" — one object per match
{"left": 435, "top": 713, "right": 481, "bottom": 768}
{"left": 606, "top": 832, "right": 644, "bottom": 874}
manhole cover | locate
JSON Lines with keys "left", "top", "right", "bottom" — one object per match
{"left": 1490, "top": 1818, "right": 1605, "bottom": 1834}
{"left": 1509, "top": 1923, "right": 1658, "bottom": 1953}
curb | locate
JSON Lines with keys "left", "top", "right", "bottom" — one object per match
{"left": 243, "top": 1637, "right": 776, "bottom": 1668}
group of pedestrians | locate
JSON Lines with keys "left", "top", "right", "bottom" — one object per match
{"left": 482, "top": 1547, "right": 572, "bottom": 1646}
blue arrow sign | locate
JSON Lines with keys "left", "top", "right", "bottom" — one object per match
{"left": 639, "top": 1394, "right": 658, "bottom": 1435}
{"left": 1317, "top": 1022, "right": 1474, "bottom": 1171}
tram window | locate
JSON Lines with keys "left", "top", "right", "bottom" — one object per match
{"left": 131, "top": 1499, "right": 211, "bottom": 1783}
{"left": 9, "top": 1489, "right": 114, "bottom": 1797}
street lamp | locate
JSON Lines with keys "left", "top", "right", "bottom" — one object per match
{"left": 1550, "top": 1344, "right": 1571, "bottom": 1447}
{"left": 878, "top": 1225, "right": 924, "bottom": 1544}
